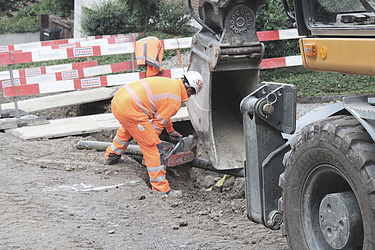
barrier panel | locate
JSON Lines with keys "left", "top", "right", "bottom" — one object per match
{"left": 1, "top": 61, "right": 137, "bottom": 90}
{"left": 0, "top": 61, "right": 98, "bottom": 85}
{"left": 3, "top": 68, "right": 186, "bottom": 97}
{"left": 0, "top": 29, "right": 303, "bottom": 113}
{"left": 0, "top": 33, "right": 144, "bottom": 53}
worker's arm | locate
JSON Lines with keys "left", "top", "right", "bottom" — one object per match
{"left": 153, "top": 102, "right": 180, "bottom": 135}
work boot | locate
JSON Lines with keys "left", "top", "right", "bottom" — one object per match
{"left": 166, "top": 189, "right": 182, "bottom": 198}
{"left": 104, "top": 153, "right": 121, "bottom": 165}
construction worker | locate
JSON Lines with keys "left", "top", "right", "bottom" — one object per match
{"left": 104, "top": 71, "right": 204, "bottom": 198}
{"left": 135, "top": 36, "right": 164, "bottom": 77}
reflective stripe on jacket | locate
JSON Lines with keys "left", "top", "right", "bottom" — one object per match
{"left": 135, "top": 36, "right": 164, "bottom": 77}
{"left": 112, "top": 77, "right": 189, "bottom": 134}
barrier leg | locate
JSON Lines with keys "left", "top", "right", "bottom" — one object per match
{"left": 8, "top": 64, "right": 20, "bottom": 118}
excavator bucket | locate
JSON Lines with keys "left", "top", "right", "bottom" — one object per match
{"left": 187, "top": 0, "right": 265, "bottom": 170}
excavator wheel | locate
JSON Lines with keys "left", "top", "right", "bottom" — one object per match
{"left": 280, "top": 115, "right": 375, "bottom": 249}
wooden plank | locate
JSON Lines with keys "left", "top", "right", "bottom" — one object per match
{"left": 10, "top": 107, "right": 190, "bottom": 140}
{"left": 1, "top": 86, "right": 117, "bottom": 113}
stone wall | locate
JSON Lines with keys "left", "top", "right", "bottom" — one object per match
{"left": 0, "top": 32, "right": 40, "bottom": 46}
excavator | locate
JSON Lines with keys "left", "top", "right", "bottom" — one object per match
{"left": 78, "top": 0, "right": 375, "bottom": 248}
{"left": 186, "top": 0, "right": 375, "bottom": 249}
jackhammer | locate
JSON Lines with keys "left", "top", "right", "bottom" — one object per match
{"left": 76, "top": 136, "right": 244, "bottom": 177}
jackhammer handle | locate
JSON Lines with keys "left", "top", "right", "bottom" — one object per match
{"left": 165, "top": 137, "right": 182, "bottom": 160}
{"left": 169, "top": 136, "right": 182, "bottom": 142}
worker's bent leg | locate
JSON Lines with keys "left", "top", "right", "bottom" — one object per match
{"left": 109, "top": 105, "right": 170, "bottom": 192}
{"left": 105, "top": 126, "right": 132, "bottom": 159}
{"left": 139, "top": 141, "right": 170, "bottom": 193}
{"left": 125, "top": 120, "right": 170, "bottom": 193}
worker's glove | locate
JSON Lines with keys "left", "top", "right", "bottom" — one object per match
{"left": 168, "top": 130, "right": 182, "bottom": 140}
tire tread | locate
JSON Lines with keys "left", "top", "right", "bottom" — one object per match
{"left": 280, "top": 115, "right": 375, "bottom": 248}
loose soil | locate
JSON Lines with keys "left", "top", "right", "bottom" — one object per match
{"left": 0, "top": 130, "right": 288, "bottom": 249}
{"left": 0, "top": 102, "right": 320, "bottom": 249}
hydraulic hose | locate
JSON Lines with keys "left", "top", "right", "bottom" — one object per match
{"left": 188, "top": 0, "right": 220, "bottom": 40}
{"left": 281, "top": 0, "right": 296, "bottom": 23}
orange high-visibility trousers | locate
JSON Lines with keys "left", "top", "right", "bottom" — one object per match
{"left": 105, "top": 103, "right": 171, "bottom": 193}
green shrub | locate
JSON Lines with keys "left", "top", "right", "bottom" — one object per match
{"left": 0, "top": 0, "right": 19, "bottom": 12}
{"left": 0, "top": 17, "right": 39, "bottom": 34}
{"left": 151, "top": 0, "right": 194, "bottom": 36}
{"left": 256, "top": 0, "right": 299, "bottom": 58}
{"left": 81, "top": 1, "right": 133, "bottom": 36}
{"left": 122, "top": 0, "right": 160, "bottom": 31}
{"left": 51, "top": 0, "right": 74, "bottom": 18}
{"left": 0, "top": 4, "right": 40, "bottom": 33}
{"left": 81, "top": 0, "right": 194, "bottom": 37}
{"left": 0, "top": 0, "right": 74, "bottom": 34}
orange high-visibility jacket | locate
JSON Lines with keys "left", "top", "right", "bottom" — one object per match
{"left": 112, "top": 77, "right": 189, "bottom": 134}
{"left": 135, "top": 36, "right": 164, "bottom": 77}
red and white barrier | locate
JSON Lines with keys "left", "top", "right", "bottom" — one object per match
{"left": 0, "top": 29, "right": 303, "bottom": 99}
{"left": 1, "top": 54, "right": 302, "bottom": 90}
{"left": 0, "top": 28, "right": 300, "bottom": 66}
{"left": 1, "top": 28, "right": 299, "bottom": 54}
{"left": 0, "top": 37, "right": 192, "bottom": 66}
{"left": 0, "top": 33, "right": 143, "bottom": 53}
{"left": 257, "top": 28, "right": 301, "bottom": 42}
{"left": 3, "top": 68, "right": 187, "bottom": 97}
{"left": 261, "top": 55, "right": 302, "bottom": 69}
{"left": 1, "top": 61, "right": 136, "bottom": 89}
{"left": 0, "top": 61, "right": 98, "bottom": 81}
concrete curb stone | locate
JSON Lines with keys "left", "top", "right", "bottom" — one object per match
{"left": 297, "top": 93, "right": 375, "bottom": 104}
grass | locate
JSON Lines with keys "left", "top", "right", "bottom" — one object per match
{"left": 260, "top": 66, "right": 375, "bottom": 97}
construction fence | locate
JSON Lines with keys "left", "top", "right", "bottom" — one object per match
{"left": 0, "top": 29, "right": 303, "bottom": 112}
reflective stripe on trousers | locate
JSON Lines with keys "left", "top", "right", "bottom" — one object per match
{"left": 105, "top": 126, "right": 131, "bottom": 159}
{"left": 108, "top": 103, "right": 171, "bottom": 193}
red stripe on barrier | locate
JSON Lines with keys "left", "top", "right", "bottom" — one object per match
{"left": 74, "top": 76, "right": 108, "bottom": 90}
{"left": 41, "top": 67, "right": 47, "bottom": 75}
{"left": 3, "top": 84, "right": 40, "bottom": 97}
{"left": 51, "top": 42, "right": 81, "bottom": 49}
{"left": 77, "top": 68, "right": 85, "bottom": 79}
{"left": 20, "top": 67, "right": 47, "bottom": 78}
{"left": 111, "top": 61, "right": 136, "bottom": 73}
{"left": 0, "top": 61, "right": 98, "bottom": 82}
{"left": 57, "top": 69, "right": 79, "bottom": 81}
{"left": 108, "top": 35, "right": 133, "bottom": 44}
{"left": 257, "top": 30, "right": 280, "bottom": 42}
{"left": 72, "top": 61, "right": 98, "bottom": 69}
{"left": 0, "top": 45, "right": 15, "bottom": 53}
{"left": 1, "top": 78, "right": 24, "bottom": 90}
{"left": 67, "top": 46, "right": 97, "bottom": 58}
{"left": 159, "top": 70, "right": 172, "bottom": 78}
{"left": 55, "top": 72, "right": 63, "bottom": 81}
{"left": 19, "top": 69, "right": 26, "bottom": 78}
{"left": 41, "top": 39, "right": 70, "bottom": 46}
{"left": 0, "top": 53, "right": 13, "bottom": 64}
{"left": 11, "top": 51, "right": 33, "bottom": 64}
{"left": 261, "top": 57, "right": 286, "bottom": 69}
{"left": 6, "top": 33, "right": 144, "bottom": 52}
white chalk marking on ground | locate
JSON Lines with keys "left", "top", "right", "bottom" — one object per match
{"left": 43, "top": 181, "right": 139, "bottom": 192}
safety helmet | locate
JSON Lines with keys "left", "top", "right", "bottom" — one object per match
{"left": 183, "top": 71, "right": 204, "bottom": 94}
